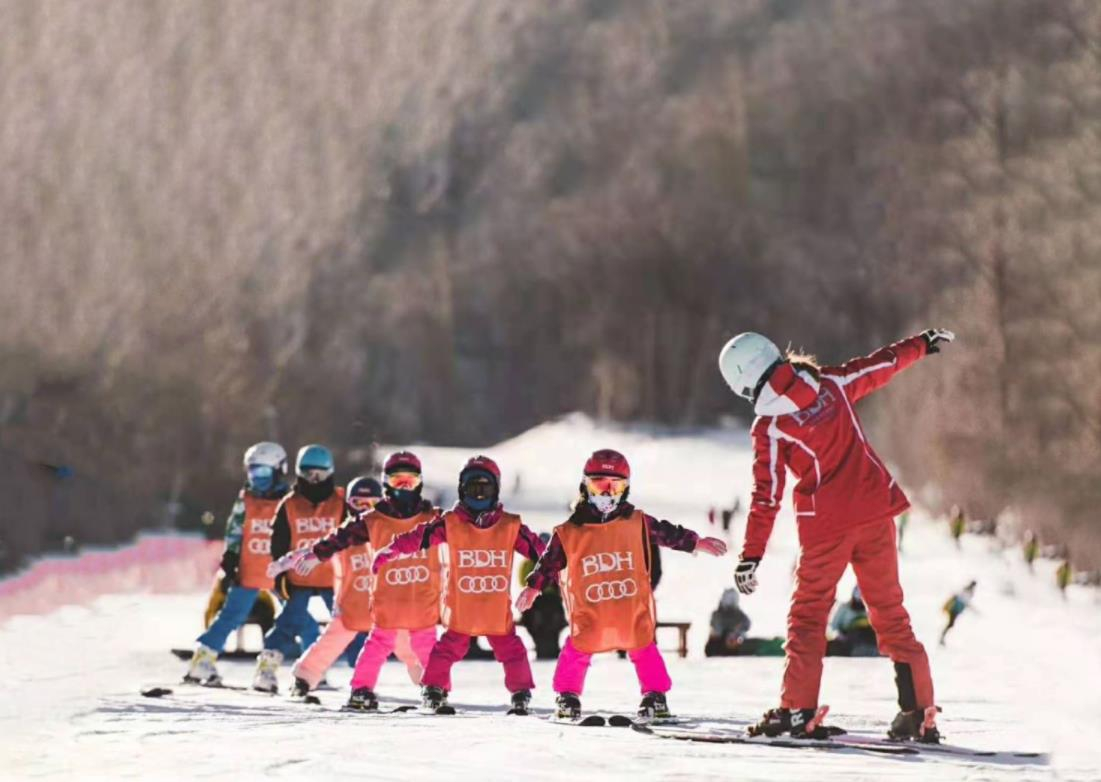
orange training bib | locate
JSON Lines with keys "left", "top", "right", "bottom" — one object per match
{"left": 284, "top": 488, "right": 344, "bottom": 588}
{"left": 238, "top": 493, "right": 282, "bottom": 590}
{"left": 441, "top": 511, "right": 521, "bottom": 636}
{"left": 332, "top": 528, "right": 376, "bottom": 633}
{"left": 367, "top": 510, "right": 441, "bottom": 630}
{"left": 556, "top": 510, "right": 656, "bottom": 653}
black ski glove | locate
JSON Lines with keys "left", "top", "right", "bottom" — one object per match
{"left": 219, "top": 550, "right": 240, "bottom": 591}
{"left": 920, "top": 328, "right": 955, "bottom": 354}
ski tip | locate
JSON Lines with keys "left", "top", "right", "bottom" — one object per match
{"left": 630, "top": 721, "right": 655, "bottom": 735}
{"left": 141, "top": 687, "right": 173, "bottom": 698}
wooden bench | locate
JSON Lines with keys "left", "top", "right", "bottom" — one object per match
{"left": 657, "top": 621, "right": 691, "bottom": 658}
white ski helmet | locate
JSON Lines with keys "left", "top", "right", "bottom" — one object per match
{"left": 718, "top": 332, "right": 783, "bottom": 401}
{"left": 243, "top": 441, "right": 288, "bottom": 475}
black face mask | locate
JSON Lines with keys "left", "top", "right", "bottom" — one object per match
{"left": 459, "top": 473, "right": 498, "bottom": 513}
{"left": 297, "top": 475, "right": 335, "bottom": 504}
{"left": 386, "top": 487, "right": 423, "bottom": 517}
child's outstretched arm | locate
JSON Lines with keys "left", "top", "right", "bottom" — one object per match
{"left": 516, "top": 532, "right": 564, "bottom": 611}
{"left": 371, "top": 516, "right": 447, "bottom": 572}
{"left": 646, "top": 514, "right": 727, "bottom": 556}
{"left": 514, "top": 522, "right": 547, "bottom": 562}
{"left": 268, "top": 511, "right": 369, "bottom": 579}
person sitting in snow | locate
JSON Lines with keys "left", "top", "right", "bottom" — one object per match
{"left": 827, "top": 586, "right": 878, "bottom": 657}
{"left": 704, "top": 588, "right": 752, "bottom": 656}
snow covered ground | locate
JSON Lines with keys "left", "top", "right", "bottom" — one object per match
{"left": 3, "top": 414, "right": 1099, "bottom": 781}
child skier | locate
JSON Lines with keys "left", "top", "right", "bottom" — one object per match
{"left": 252, "top": 444, "right": 344, "bottom": 693}
{"left": 185, "top": 441, "right": 289, "bottom": 685}
{"left": 939, "top": 581, "right": 976, "bottom": 646}
{"left": 372, "top": 455, "right": 544, "bottom": 714}
{"left": 272, "top": 452, "right": 442, "bottom": 710}
{"left": 283, "top": 476, "right": 414, "bottom": 698}
{"left": 516, "top": 449, "right": 728, "bottom": 721}
{"left": 719, "top": 329, "right": 954, "bottom": 742}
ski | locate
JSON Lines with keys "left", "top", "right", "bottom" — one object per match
{"left": 171, "top": 648, "right": 259, "bottom": 661}
{"left": 631, "top": 723, "right": 918, "bottom": 755}
{"left": 417, "top": 704, "right": 457, "bottom": 716}
{"left": 837, "top": 735, "right": 1048, "bottom": 762}
{"left": 339, "top": 704, "right": 418, "bottom": 715}
{"left": 606, "top": 714, "right": 694, "bottom": 728}
{"left": 548, "top": 714, "right": 607, "bottom": 727}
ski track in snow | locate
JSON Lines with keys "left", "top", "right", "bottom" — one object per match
{"left": 3, "top": 415, "right": 1098, "bottom": 781}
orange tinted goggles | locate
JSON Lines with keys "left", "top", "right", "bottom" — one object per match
{"left": 385, "top": 471, "right": 422, "bottom": 490}
{"left": 585, "top": 475, "right": 628, "bottom": 495}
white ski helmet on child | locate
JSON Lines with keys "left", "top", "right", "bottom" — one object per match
{"left": 718, "top": 332, "right": 783, "bottom": 401}
{"left": 243, "top": 441, "right": 288, "bottom": 474}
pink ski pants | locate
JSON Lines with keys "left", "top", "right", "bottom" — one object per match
{"left": 351, "top": 626, "right": 437, "bottom": 691}
{"left": 421, "top": 629, "right": 535, "bottom": 693}
{"left": 552, "top": 637, "right": 672, "bottom": 695}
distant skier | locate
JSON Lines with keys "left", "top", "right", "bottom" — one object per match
{"left": 184, "top": 442, "right": 289, "bottom": 685}
{"left": 720, "top": 328, "right": 954, "bottom": 743}
{"left": 253, "top": 445, "right": 344, "bottom": 693}
{"left": 1057, "top": 559, "right": 1072, "bottom": 597}
{"left": 1023, "top": 531, "right": 1039, "bottom": 572}
{"left": 516, "top": 449, "right": 728, "bottom": 721}
{"left": 282, "top": 476, "right": 425, "bottom": 699}
{"left": 939, "top": 581, "right": 977, "bottom": 645}
{"left": 371, "top": 455, "right": 544, "bottom": 714}
{"left": 896, "top": 511, "right": 910, "bottom": 554}
{"left": 949, "top": 505, "right": 966, "bottom": 549}
{"left": 273, "top": 452, "right": 442, "bottom": 709}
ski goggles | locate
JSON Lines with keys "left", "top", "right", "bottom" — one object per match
{"left": 299, "top": 466, "right": 334, "bottom": 484}
{"left": 384, "top": 471, "right": 422, "bottom": 491}
{"left": 585, "top": 475, "right": 628, "bottom": 496}
{"left": 348, "top": 495, "right": 380, "bottom": 513}
{"left": 247, "top": 464, "right": 275, "bottom": 483}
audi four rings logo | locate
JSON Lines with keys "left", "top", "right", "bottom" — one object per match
{"left": 457, "top": 575, "right": 509, "bottom": 594}
{"left": 384, "top": 566, "right": 430, "bottom": 586}
{"left": 585, "top": 578, "right": 638, "bottom": 602}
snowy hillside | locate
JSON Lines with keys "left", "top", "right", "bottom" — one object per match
{"left": 3, "top": 414, "right": 1098, "bottom": 781}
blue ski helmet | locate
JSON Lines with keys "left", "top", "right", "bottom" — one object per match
{"left": 296, "top": 444, "right": 335, "bottom": 483}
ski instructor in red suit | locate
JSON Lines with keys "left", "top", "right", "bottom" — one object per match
{"left": 719, "top": 328, "right": 955, "bottom": 743}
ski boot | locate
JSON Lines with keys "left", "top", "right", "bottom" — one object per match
{"left": 508, "top": 689, "right": 532, "bottom": 716}
{"left": 888, "top": 706, "right": 941, "bottom": 744}
{"left": 290, "top": 677, "right": 311, "bottom": 699}
{"left": 637, "top": 691, "right": 672, "bottom": 721}
{"left": 251, "top": 649, "right": 283, "bottom": 694}
{"left": 421, "top": 685, "right": 449, "bottom": 712}
{"left": 183, "top": 644, "right": 221, "bottom": 685}
{"left": 346, "top": 687, "right": 379, "bottom": 712}
{"left": 749, "top": 707, "right": 844, "bottom": 739}
{"left": 555, "top": 692, "right": 582, "bottom": 721}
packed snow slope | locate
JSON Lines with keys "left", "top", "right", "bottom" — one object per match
{"left": 3, "top": 414, "right": 1098, "bottom": 781}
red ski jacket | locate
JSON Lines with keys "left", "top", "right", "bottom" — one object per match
{"left": 740, "top": 335, "right": 929, "bottom": 560}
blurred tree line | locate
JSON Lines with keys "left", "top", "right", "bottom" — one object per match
{"left": 1, "top": 0, "right": 1098, "bottom": 573}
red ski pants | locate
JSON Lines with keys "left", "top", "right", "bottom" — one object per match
{"left": 781, "top": 517, "right": 934, "bottom": 710}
